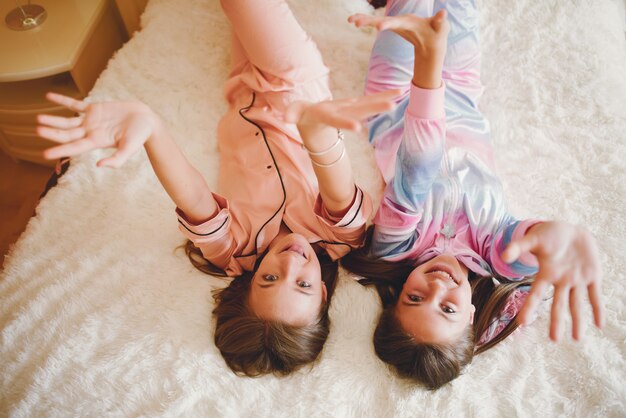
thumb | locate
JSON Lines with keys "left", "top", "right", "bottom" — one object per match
{"left": 430, "top": 9, "right": 447, "bottom": 32}
{"left": 502, "top": 232, "right": 539, "bottom": 263}
{"left": 97, "top": 147, "right": 135, "bottom": 168}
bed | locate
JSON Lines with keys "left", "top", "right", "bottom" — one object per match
{"left": 2, "top": 0, "right": 625, "bottom": 416}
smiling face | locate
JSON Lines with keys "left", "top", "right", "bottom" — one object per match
{"left": 395, "top": 254, "right": 475, "bottom": 343}
{"left": 248, "top": 233, "right": 327, "bottom": 326}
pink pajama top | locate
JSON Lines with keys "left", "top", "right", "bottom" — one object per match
{"left": 175, "top": 0, "right": 372, "bottom": 276}
{"left": 369, "top": 84, "right": 539, "bottom": 280}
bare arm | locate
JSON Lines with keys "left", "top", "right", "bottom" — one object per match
{"left": 142, "top": 119, "right": 217, "bottom": 223}
{"left": 38, "top": 93, "right": 217, "bottom": 223}
{"left": 297, "top": 124, "right": 356, "bottom": 216}
{"left": 285, "top": 91, "right": 400, "bottom": 216}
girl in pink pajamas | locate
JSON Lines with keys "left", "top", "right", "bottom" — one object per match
{"left": 344, "top": 0, "right": 604, "bottom": 389}
{"left": 36, "top": 0, "right": 398, "bottom": 376}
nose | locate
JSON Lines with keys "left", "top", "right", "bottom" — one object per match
{"left": 281, "top": 253, "right": 304, "bottom": 281}
{"left": 426, "top": 278, "right": 447, "bottom": 301}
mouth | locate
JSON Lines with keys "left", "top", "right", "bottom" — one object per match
{"left": 281, "top": 244, "right": 308, "bottom": 260}
{"left": 426, "top": 264, "right": 459, "bottom": 285}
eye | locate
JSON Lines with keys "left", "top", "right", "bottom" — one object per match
{"left": 297, "top": 280, "right": 311, "bottom": 288}
{"left": 263, "top": 274, "right": 278, "bottom": 282}
{"left": 408, "top": 295, "right": 423, "bottom": 303}
{"left": 441, "top": 305, "right": 456, "bottom": 314}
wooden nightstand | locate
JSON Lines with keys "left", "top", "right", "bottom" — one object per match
{"left": 0, "top": 0, "right": 144, "bottom": 167}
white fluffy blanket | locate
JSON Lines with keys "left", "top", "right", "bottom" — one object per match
{"left": 2, "top": 0, "right": 625, "bottom": 416}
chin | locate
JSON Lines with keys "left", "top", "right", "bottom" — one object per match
{"left": 284, "top": 233, "right": 313, "bottom": 248}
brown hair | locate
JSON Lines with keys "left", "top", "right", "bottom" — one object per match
{"left": 185, "top": 240, "right": 338, "bottom": 376}
{"left": 341, "top": 227, "right": 533, "bottom": 389}
{"left": 369, "top": 0, "right": 388, "bottom": 9}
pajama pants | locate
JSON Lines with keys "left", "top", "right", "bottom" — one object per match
{"left": 365, "top": 0, "right": 494, "bottom": 182}
{"left": 221, "top": 0, "right": 331, "bottom": 110}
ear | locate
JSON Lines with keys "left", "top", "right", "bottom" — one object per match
{"left": 469, "top": 304, "right": 476, "bottom": 325}
{"left": 321, "top": 281, "right": 328, "bottom": 302}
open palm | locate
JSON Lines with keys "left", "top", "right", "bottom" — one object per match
{"left": 284, "top": 89, "right": 401, "bottom": 133}
{"left": 38, "top": 92, "right": 157, "bottom": 168}
{"left": 503, "top": 221, "right": 604, "bottom": 341}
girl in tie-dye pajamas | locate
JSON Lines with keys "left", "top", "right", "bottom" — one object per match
{"left": 343, "top": 0, "right": 603, "bottom": 389}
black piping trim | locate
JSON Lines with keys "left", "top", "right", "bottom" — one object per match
{"left": 310, "top": 239, "right": 354, "bottom": 251}
{"left": 236, "top": 92, "right": 287, "bottom": 258}
{"left": 178, "top": 216, "right": 228, "bottom": 237}
{"left": 338, "top": 185, "right": 364, "bottom": 227}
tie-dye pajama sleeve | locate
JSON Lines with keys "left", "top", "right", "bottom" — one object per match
{"left": 370, "top": 84, "right": 446, "bottom": 258}
{"left": 485, "top": 219, "right": 542, "bottom": 280}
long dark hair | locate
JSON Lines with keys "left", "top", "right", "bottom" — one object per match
{"left": 369, "top": 0, "right": 388, "bottom": 9}
{"left": 185, "top": 240, "right": 338, "bottom": 376}
{"left": 341, "top": 227, "right": 532, "bottom": 389}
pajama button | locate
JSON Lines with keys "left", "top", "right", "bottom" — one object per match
{"left": 440, "top": 224, "right": 455, "bottom": 239}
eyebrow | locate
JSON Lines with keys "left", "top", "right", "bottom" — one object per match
{"left": 400, "top": 301, "right": 458, "bottom": 323}
{"left": 256, "top": 283, "right": 313, "bottom": 296}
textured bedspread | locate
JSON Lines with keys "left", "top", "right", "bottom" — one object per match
{"left": 1, "top": 0, "right": 625, "bottom": 416}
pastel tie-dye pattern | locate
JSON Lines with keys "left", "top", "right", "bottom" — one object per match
{"left": 365, "top": 0, "right": 541, "bottom": 342}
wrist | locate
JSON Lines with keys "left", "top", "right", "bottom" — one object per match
{"left": 299, "top": 124, "right": 337, "bottom": 152}
{"left": 142, "top": 109, "right": 164, "bottom": 145}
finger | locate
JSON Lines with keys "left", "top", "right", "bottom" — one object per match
{"left": 569, "top": 287, "right": 584, "bottom": 341}
{"left": 375, "top": 16, "right": 414, "bottom": 32}
{"left": 347, "top": 13, "right": 367, "bottom": 26}
{"left": 97, "top": 146, "right": 135, "bottom": 168}
{"left": 359, "top": 89, "right": 403, "bottom": 102}
{"left": 587, "top": 282, "right": 604, "bottom": 329}
{"left": 339, "top": 99, "right": 396, "bottom": 121}
{"left": 502, "top": 232, "right": 540, "bottom": 263}
{"left": 347, "top": 91, "right": 401, "bottom": 108}
{"left": 347, "top": 14, "right": 383, "bottom": 29}
{"left": 550, "top": 285, "right": 569, "bottom": 342}
{"left": 430, "top": 9, "right": 448, "bottom": 33}
{"left": 37, "top": 114, "right": 83, "bottom": 129}
{"left": 314, "top": 111, "right": 361, "bottom": 131}
{"left": 329, "top": 97, "right": 362, "bottom": 107}
{"left": 341, "top": 89, "right": 403, "bottom": 107}
{"left": 45, "top": 92, "right": 88, "bottom": 112}
{"left": 517, "top": 280, "right": 549, "bottom": 326}
{"left": 37, "top": 126, "right": 86, "bottom": 143}
{"left": 43, "top": 138, "right": 96, "bottom": 160}
{"left": 334, "top": 90, "right": 402, "bottom": 122}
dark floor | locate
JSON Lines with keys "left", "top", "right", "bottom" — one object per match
{"left": 0, "top": 150, "right": 53, "bottom": 269}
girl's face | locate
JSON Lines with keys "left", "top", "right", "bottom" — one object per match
{"left": 395, "top": 254, "right": 475, "bottom": 343}
{"left": 248, "top": 233, "right": 327, "bottom": 326}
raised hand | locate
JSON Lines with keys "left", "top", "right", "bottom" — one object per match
{"left": 348, "top": 10, "right": 449, "bottom": 56}
{"left": 349, "top": 11, "right": 448, "bottom": 90}
{"left": 503, "top": 221, "right": 604, "bottom": 342}
{"left": 284, "top": 89, "right": 401, "bottom": 134}
{"left": 38, "top": 92, "right": 158, "bottom": 168}
{"left": 284, "top": 90, "right": 399, "bottom": 216}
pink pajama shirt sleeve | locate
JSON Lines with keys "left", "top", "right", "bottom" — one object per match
{"left": 176, "top": 193, "right": 238, "bottom": 272}
{"left": 313, "top": 187, "right": 372, "bottom": 259}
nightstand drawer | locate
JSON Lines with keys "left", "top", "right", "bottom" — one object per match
{"left": 0, "top": 124, "right": 57, "bottom": 167}
{"left": 0, "top": 73, "right": 80, "bottom": 125}
{"left": 0, "top": 0, "right": 140, "bottom": 167}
